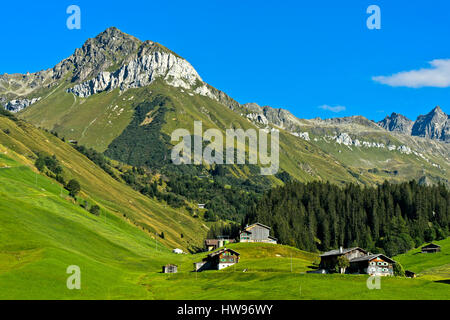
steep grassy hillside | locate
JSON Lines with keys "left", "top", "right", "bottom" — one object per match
{"left": 0, "top": 113, "right": 207, "bottom": 250}
{"left": 0, "top": 151, "right": 176, "bottom": 299}
{"left": 394, "top": 238, "right": 450, "bottom": 280}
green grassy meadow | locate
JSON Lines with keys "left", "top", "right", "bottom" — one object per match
{"left": 0, "top": 156, "right": 173, "bottom": 299}
{"left": 394, "top": 238, "right": 450, "bottom": 281}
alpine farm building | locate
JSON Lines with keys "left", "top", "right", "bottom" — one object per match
{"left": 319, "top": 247, "right": 396, "bottom": 276}
{"left": 239, "top": 223, "right": 277, "bottom": 244}
{"left": 194, "top": 248, "right": 240, "bottom": 272}
{"left": 421, "top": 243, "right": 441, "bottom": 253}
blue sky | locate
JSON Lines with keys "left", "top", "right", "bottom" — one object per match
{"left": 1, "top": 0, "right": 449, "bottom": 121}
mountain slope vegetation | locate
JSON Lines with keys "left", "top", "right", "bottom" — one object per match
{"left": 0, "top": 111, "right": 206, "bottom": 251}
{"left": 1, "top": 27, "right": 445, "bottom": 191}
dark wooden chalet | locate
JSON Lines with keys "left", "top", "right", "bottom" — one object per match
{"left": 319, "top": 247, "right": 397, "bottom": 276}
{"left": 194, "top": 248, "right": 240, "bottom": 271}
{"left": 319, "top": 247, "right": 367, "bottom": 270}
{"left": 421, "top": 243, "right": 441, "bottom": 253}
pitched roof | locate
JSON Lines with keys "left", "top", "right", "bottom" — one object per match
{"left": 205, "top": 239, "right": 220, "bottom": 246}
{"left": 205, "top": 239, "right": 236, "bottom": 245}
{"left": 245, "top": 222, "right": 271, "bottom": 231}
{"left": 422, "top": 243, "right": 441, "bottom": 249}
{"left": 206, "top": 247, "right": 240, "bottom": 258}
{"left": 350, "top": 253, "right": 396, "bottom": 264}
{"left": 320, "top": 247, "right": 367, "bottom": 257}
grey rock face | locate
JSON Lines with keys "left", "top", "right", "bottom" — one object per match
{"left": 411, "top": 106, "right": 449, "bottom": 142}
{"left": 64, "top": 28, "right": 236, "bottom": 104}
{"left": 246, "top": 112, "right": 269, "bottom": 125}
{"left": 378, "top": 112, "right": 414, "bottom": 134}
{"left": 66, "top": 28, "right": 206, "bottom": 98}
{"left": 242, "top": 103, "right": 303, "bottom": 130}
{"left": 58, "top": 27, "right": 142, "bottom": 83}
{"left": 68, "top": 48, "right": 202, "bottom": 98}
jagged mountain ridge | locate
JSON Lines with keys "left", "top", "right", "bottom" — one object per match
{"left": 1, "top": 27, "right": 448, "bottom": 143}
{"left": 378, "top": 112, "right": 414, "bottom": 135}
{"left": 412, "top": 106, "right": 449, "bottom": 141}
{"left": 0, "top": 27, "right": 449, "bottom": 186}
{"left": 379, "top": 106, "right": 449, "bottom": 142}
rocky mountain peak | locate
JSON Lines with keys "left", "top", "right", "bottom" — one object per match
{"left": 432, "top": 105, "right": 444, "bottom": 113}
{"left": 94, "top": 27, "right": 141, "bottom": 45}
{"left": 1, "top": 27, "right": 238, "bottom": 112}
{"left": 242, "top": 103, "right": 303, "bottom": 130}
{"left": 60, "top": 27, "right": 213, "bottom": 98}
{"left": 61, "top": 27, "right": 142, "bottom": 83}
{"left": 411, "top": 106, "right": 449, "bottom": 141}
{"left": 378, "top": 112, "right": 414, "bottom": 134}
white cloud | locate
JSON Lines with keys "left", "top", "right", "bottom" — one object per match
{"left": 318, "top": 104, "right": 346, "bottom": 113}
{"left": 373, "top": 59, "right": 450, "bottom": 88}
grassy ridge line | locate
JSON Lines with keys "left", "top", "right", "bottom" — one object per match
{"left": 151, "top": 81, "right": 362, "bottom": 184}
{"left": 20, "top": 80, "right": 368, "bottom": 185}
{"left": 0, "top": 115, "right": 206, "bottom": 249}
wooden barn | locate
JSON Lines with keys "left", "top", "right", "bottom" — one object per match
{"left": 194, "top": 248, "right": 240, "bottom": 271}
{"left": 421, "top": 243, "right": 441, "bottom": 253}
{"left": 204, "top": 238, "right": 235, "bottom": 251}
{"left": 239, "top": 223, "right": 277, "bottom": 244}
{"left": 162, "top": 264, "right": 178, "bottom": 273}
{"left": 319, "top": 247, "right": 367, "bottom": 270}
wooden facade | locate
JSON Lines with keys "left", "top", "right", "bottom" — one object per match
{"left": 162, "top": 264, "right": 178, "bottom": 273}
{"left": 349, "top": 254, "right": 395, "bottom": 276}
{"left": 319, "top": 247, "right": 367, "bottom": 270}
{"left": 320, "top": 247, "right": 396, "bottom": 276}
{"left": 194, "top": 248, "right": 240, "bottom": 271}
{"left": 204, "top": 238, "right": 235, "bottom": 251}
{"left": 239, "top": 223, "right": 277, "bottom": 244}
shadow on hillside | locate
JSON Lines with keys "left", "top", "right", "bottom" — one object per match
{"left": 434, "top": 280, "right": 450, "bottom": 285}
